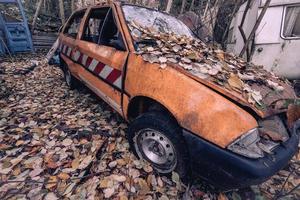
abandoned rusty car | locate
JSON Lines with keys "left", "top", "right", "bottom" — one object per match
{"left": 58, "top": 2, "right": 300, "bottom": 190}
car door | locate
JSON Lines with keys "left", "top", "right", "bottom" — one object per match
{"left": 59, "top": 9, "right": 86, "bottom": 78}
{"left": 73, "top": 6, "right": 129, "bottom": 115}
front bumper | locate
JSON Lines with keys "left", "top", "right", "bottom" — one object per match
{"left": 182, "top": 123, "right": 299, "bottom": 191}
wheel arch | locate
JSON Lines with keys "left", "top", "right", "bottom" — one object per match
{"left": 126, "top": 96, "right": 179, "bottom": 125}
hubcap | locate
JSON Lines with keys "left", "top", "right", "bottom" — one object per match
{"left": 134, "top": 128, "right": 177, "bottom": 173}
{"left": 65, "top": 70, "right": 71, "bottom": 86}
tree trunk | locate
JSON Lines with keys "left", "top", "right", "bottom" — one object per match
{"left": 238, "top": 0, "right": 253, "bottom": 60}
{"left": 239, "top": 0, "right": 271, "bottom": 58}
{"left": 31, "top": 0, "right": 43, "bottom": 32}
{"left": 203, "top": 0, "right": 210, "bottom": 17}
{"left": 180, "top": 0, "right": 186, "bottom": 14}
{"left": 59, "top": 0, "right": 66, "bottom": 24}
{"left": 71, "top": 0, "right": 75, "bottom": 12}
{"left": 189, "top": 0, "right": 195, "bottom": 11}
{"left": 165, "top": 0, "right": 173, "bottom": 13}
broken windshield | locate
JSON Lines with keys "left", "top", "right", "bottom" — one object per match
{"left": 122, "top": 5, "right": 194, "bottom": 39}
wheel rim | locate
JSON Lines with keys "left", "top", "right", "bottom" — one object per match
{"left": 65, "top": 69, "right": 71, "bottom": 87}
{"left": 134, "top": 128, "right": 177, "bottom": 173}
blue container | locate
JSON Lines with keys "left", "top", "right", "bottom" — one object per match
{"left": 0, "top": 0, "right": 33, "bottom": 54}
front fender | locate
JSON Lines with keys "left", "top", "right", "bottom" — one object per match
{"left": 125, "top": 54, "right": 258, "bottom": 148}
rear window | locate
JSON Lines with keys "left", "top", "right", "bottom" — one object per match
{"left": 63, "top": 10, "right": 86, "bottom": 39}
{"left": 0, "top": 2, "right": 23, "bottom": 22}
{"left": 282, "top": 5, "right": 300, "bottom": 38}
{"left": 81, "top": 7, "right": 110, "bottom": 43}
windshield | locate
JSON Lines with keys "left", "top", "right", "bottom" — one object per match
{"left": 122, "top": 5, "right": 194, "bottom": 39}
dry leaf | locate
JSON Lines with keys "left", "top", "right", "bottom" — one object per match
{"left": 138, "top": 178, "right": 150, "bottom": 195}
{"left": 228, "top": 73, "right": 243, "bottom": 90}
{"left": 158, "top": 57, "right": 167, "bottom": 63}
{"left": 44, "top": 192, "right": 58, "bottom": 200}
{"left": 71, "top": 158, "right": 80, "bottom": 170}
{"left": 218, "top": 193, "right": 228, "bottom": 200}
{"left": 58, "top": 172, "right": 70, "bottom": 180}
{"left": 29, "top": 168, "right": 44, "bottom": 178}
{"left": 62, "top": 138, "right": 73, "bottom": 146}
{"left": 78, "top": 155, "right": 92, "bottom": 170}
{"left": 104, "top": 187, "right": 115, "bottom": 198}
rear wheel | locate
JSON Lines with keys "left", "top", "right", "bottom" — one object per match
{"left": 127, "top": 111, "right": 188, "bottom": 178}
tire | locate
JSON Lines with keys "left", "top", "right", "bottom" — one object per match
{"left": 127, "top": 111, "right": 189, "bottom": 179}
{"left": 63, "top": 66, "right": 79, "bottom": 90}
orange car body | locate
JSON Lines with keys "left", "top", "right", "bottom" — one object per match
{"left": 59, "top": 2, "right": 261, "bottom": 148}
{"left": 58, "top": 2, "right": 300, "bottom": 190}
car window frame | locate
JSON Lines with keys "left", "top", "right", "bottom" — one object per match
{"left": 80, "top": 6, "right": 110, "bottom": 44}
{"left": 281, "top": 4, "right": 300, "bottom": 40}
{"left": 62, "top": 9, "right": 86, "bottom": 39}
{"left": 98, "top": 7, "right": 127, "bottom": 51}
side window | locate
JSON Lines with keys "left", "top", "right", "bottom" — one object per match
{"left": 99, "top": 9, "right": 126, "bottom": 51}
{"left": 283, "top": 5, "right": 300, "bottom": 38}
{"left": 63, "top": 11, "right": 85, "bottom": 39}
{"left": 81, "top": 7, "right": 110, "bottom": 43}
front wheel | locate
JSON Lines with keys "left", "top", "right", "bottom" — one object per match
{"left": 127, "top": 112, "right": 188, "bottom": 178}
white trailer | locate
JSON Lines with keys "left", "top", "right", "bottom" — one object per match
{"left": 227, "top": 0, "right": 300, "bottom": 80}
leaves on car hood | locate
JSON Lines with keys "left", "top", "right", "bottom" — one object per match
{"left": 129, "top": 21, "right": 296, "bottom": 111}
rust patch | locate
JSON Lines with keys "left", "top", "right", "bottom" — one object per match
{"left": 287, "top": 104, "right": 300, "bottom": 128}
{"left": 182, "top": 112, "right": 199, "bottom": 130}
{"left": 259, "top": 128, "right": 287, "bottom": 142}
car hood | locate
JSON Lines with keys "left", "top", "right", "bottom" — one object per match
{"left": 128, "top": 21, "right": 297, "bottom": 118}
{"left": 170, "top": 63, "right": 296, "bottom": 118}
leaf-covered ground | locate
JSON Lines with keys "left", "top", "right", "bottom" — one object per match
{"left": 0, "top": 53, "right": 299, "bottom": 200}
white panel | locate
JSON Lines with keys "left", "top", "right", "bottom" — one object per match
{"left": 82, "top": 54, "right": 88, "bottom": 66}
{"left": 113, "top": 76, "right": 122, "bottom": 88}
{"left": 226, "top": 0, "right": 260, "bottom": 54}
{"left": 67, "top": 47, "right": 72, "bottom": 56}
{"left": 252, "top": 40, "right": 300, "bottom": 79}
{"left": 88, "top": 59, "right": 98, "bottom": 71}
{"left": 255, "top": 7, "right": 283, "bottom": 44}
{"left": 99, "top": 66, "right": 113, "bottom": 79}
{"left": 73, "top": 51, "right": 81, "bottom": 61}
{"left": 261, "top": 0, "right": 300, "bottom": 7}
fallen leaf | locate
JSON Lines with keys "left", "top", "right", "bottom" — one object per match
{"left": 58, "top": 172, "right": 70, "bottom": 180}
{"left": 137, "top": 178, "right": 150, "bottom": 195}
{"left": 104, "top": 187, "right": 115, "bottom": 198}
{"left": 228, "top": 73, "right": 243, "bottom": 90}
{"left": 78, "top": 155, "right": 92, "bottom": 170}
{"left": 218, "top": 193, "right": 228, "bottom": 200}
{"left": 158, "top": 57, "right": 167, "bottom": 63}
{"left": 44, "top": 192, "right": 58, "bottom": 200}
{"left": 62, "top": 138, "right": 73, "bottom": 146}
{"left": 29, "top": 168, "right": 44, "bottom": 178}
{"left": 71, "top": 158, "right": 80, "bottom": 170}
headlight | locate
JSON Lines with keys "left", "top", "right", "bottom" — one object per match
{"left": 227, "top": 128, "right": 264, "bottom": 159}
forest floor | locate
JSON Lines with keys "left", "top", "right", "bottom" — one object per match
{"left": 0, "top": 52, "right": 299, "bottom": 200}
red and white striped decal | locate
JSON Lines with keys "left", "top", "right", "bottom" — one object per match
{"left": 60, "top": 43, "right": 122, "bottom": 89}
